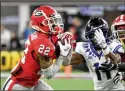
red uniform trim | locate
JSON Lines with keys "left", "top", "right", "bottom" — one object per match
{"left": 8, "top": 81, "right": 16, "bottom": 90}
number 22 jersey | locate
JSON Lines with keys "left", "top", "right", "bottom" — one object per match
{"left": 11, "top": 32, "right": 57, "bottom": 87}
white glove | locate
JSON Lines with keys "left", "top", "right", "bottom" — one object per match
{"left": 94, "top": 29, "right": 107, "bottom": 49}
{"left": 113, "top": 73, "right": 121, "bottom": 84}
{"left": 58, "top": 38, "right": 71, "bottom": 57}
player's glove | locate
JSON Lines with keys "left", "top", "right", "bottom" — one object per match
{"left": 94, "top": 29, "right": 107, "bottom": 49}
{"left": 94, "top": 29, "right": 111, "bottom": 55}
{"left": 58, "top": 38, "right": 71, "bottom": 57}
{"left": 113, "top": 73, "right": 120, "bottom": 84}
{"left": 122, "top": 72, "right": 125, "bottom": 81}
{"left": 99, "top": 61, "right": 118, "bottom": 72}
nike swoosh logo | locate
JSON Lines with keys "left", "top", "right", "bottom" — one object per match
{"left": 64, "top": 47, "right": 70, "bottom": 51}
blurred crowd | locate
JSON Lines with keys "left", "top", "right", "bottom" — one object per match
{"left": 1, "top": 12, "right": 89, "bottom": 51}
{"left": 1, "top": 12, "right": 90, "bottom": 71}
{"left": 2, "top": 11, "right": 124, "bottom": 72}
{"left": 0, "top": 21, "right": 35, "bottom": 51}
{"left": 1, "top": 24, "right": 20, "bottom": 50}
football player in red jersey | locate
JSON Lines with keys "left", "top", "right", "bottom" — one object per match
{"left": 111, "top": 14, "right": 125, "bottom": 81}
{"left": 2, "top": 5, "right": 73, "bottom": 90}
{"left": 111, "top": 14, "right": 125, "bottom": 63}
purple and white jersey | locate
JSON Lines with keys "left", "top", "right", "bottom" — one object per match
{"left": 75, "top": 41, "right": 124, "bottom": 90}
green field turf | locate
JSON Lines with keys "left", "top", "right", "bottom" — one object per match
{"left": 1, "top": 78, "right": 93, "bottom": 90}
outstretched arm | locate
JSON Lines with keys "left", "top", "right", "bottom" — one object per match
{"left": 58, "top": 32, "right": 75, "bottom": 66}
{"left": 62, "top": 46, "right": 73, "bottom": 66}
{"left": 99, "top": 61, "right": 125, "bottom": 72}
{"left": 70, "top": 52, "right": 85, "bottom": 65}
{"left": 104, "top": 52, "right": 121, "bottom": 63}
{"left": 38, "top": 39, "right": 72, "bottom": 79}
{"left": 38, "top": 54, "right": 68, "bottom": 79}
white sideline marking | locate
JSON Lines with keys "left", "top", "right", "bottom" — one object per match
{"left": 1, "top": 72, "right": 92, "bottom": 79}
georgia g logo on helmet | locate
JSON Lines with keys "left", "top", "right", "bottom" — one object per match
{"left": 34, "top": 10, "right": 43, "bottom": 16}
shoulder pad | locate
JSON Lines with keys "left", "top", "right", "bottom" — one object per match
{"left": 109, "top": 40, "right": 124, "bottom": 53}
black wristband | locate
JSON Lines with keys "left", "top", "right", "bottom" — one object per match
{"left": 112, "top": 63, "right": 118, "bottom": 70}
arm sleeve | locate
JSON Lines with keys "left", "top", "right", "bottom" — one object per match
{"left": 62, "top": 46, "right": 73, "bottom": 66}
{"left": 41, "top": 55, "right": 66, "bottom": 79}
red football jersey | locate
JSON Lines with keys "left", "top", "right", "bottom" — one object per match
{"left": 11, "top": 32, "right": 57, "bottom": 87}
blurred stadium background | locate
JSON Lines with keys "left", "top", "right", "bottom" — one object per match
{"left": 1, "top": 0, "right": 125, "bottom": 90}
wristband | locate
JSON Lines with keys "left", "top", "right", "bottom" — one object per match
{"left": 103, "top": 46, "right": 110, "bottom": 55}
{"left": 112, "top": 63, "right": 118, "bottom": 70}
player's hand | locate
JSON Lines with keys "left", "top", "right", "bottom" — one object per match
{"left": 58, "top": 38, "right": 71, "bottom": 57}
{"left": 94, "top": 29, "right": 107, "bottom": 49}
{"left": 99, "top": 61, "right": 118, "bottom": 72}
{"left": 113, "top": 73, "right": 120, "bottom": 84}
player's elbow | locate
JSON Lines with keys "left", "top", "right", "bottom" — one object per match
{"left": 41, "top": 65, "right": 55, "bottom": 79}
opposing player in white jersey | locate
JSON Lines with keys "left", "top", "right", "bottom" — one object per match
{"left": 70, "top": 17, "right": 125, "bottom": 90}
{"left": 98, "top": 14, "right": 125, "bottom": 86}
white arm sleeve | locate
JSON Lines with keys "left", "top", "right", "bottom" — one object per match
{"left": 62, "top": 46, "right": 73, "bottom": 66}
{"left": 41, "top": 55, "right": 65, "bottom": 79}
{"left": 75, "top": 42, "right": 83, "bottom": 55}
